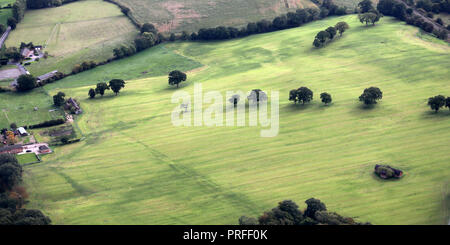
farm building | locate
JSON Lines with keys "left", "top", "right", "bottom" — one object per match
{"left": 21, "top": 47, "right": 34, "bottom": 58}
{"left": 0, "top": 145, "right": 23, "bottom": 154}
{"left": 67, "top": 98, "right": 82, "bottom": 114}
{"left": 37, "top": 70, "right": 59, "bottom": 84}
{"left": 38, "top": 145, "right": 51, "bottom": 154}
{"left": 17, "top": 127, "right": 28, "bottom": 136}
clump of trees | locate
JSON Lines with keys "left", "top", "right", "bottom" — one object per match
{"left": 374, "top": 164, "right": 403, "bottom": 179}
{"left": 191, "top": 0, "right": 346, "bottom": 42}
{"left": 88, "top": 79, "right": 126, "bottom": 98}
{"left": 16, "top": 74, "right": 36, "bottom": 92}
{"left": 427, "top": 95, "right": 449, "bottom": 112}
{"left": 359, "top": 87, "right": 383, "bottom": 105}
{"left": 0, "top": 153, "right": 51, "bottom": 225}
{"left": 168, "top": 70, "right": 187, "bottom": 88}
{"left": 289, "top": 87, "right": 313, "bottom": 104}
{"left": 71, "top": 61, "right": 97, "bottom": 75}
{"left": 313, "top": 22, "right": 349, "bottom": 48}
{"left": 239, "top": 198, "right": 371, "bottom": 225}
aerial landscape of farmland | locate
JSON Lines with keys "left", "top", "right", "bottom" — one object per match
{"left": 0, "top": 0, "right": 448, "bottom": 232}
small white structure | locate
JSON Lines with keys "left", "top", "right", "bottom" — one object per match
{"left": 17, "top": 127, "right": 28, "bottom": 136}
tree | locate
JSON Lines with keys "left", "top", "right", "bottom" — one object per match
{"left": 359, "top": 12, "right": 381, "bottom": 25}
{"left": 134, "top": 32, "right": 157, "bottom": 51}
{"left": 427, "top": 95, "right": 446, "bottom": 112}
{"left": 88, "top": 88, "right": 96, "bottom": 99}
{"left": 10, "top": 123, "right": 17, "bottom": 131}
{"left": 313, "top": 30, "right": 331, "bottom": 47}
{"left": 358, "top": 0, "right": 374, "bottom": 13}
{"left": 325, "top": 26, "right": 337, "bottom": 39}
{"left": 7, "top": 17, "right": 17, "bottom": 30}
{"left": 141, "top": 23, "right": 157, "bottom": 34}
{"left": 297, "top": 87, "right": 314, "bottom": 104}
{"left": 247, "top": 89, "right": 268, "bottom": 104}
{"left": 109, "top": 79, "right": 126, "bottom": 95}
{"left": 289, "top": 89, "right": 299, "bottom": 104}
{"left": 320, "top": 92, "right": 332, "bottom": 105}
{"left": 180, "top": 31, "right": 189, "bottom": 40}
{"left": 258, "top": 200, "right": 304, "bottom": 225}
{"left": 4, "top": 47, "right": 21, "bottom": 61}
{"left": 0, "top": 154, "right": 22, "bottom": 193}
{"left": 53, "top": 92, "right": 66, "bottom": 106}
{"left": 95, "top": 82, "right": 109, "bottom": 97}
{"left": 359, "top": 87, "right": 383, "bottom": 105}
{"left": 445, "top": 97, "right": 450, "bottom": 111}
{"left": 168, "top": 70, "right": 187, "bottom": 88}
{"left": 229, "top": 94, "right": 240, "bottom": 107}
{"left": 335, "top": 21, "right": 350, "bottom": 36}
{"left": 238, "top": 216, "right": 258, "bottom": 225}
{"left": 304, "top": 198, "right": 327, "bottom": 219}
{"left": 16, "top": 74, "right": 37, "bottom": 92}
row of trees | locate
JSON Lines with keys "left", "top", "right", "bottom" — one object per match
{"left": 0, "top": 154, "right": 51, "bottom": 225}
{"left": 190, "top": 0, "right": 346, "bottom": 41}
{"left": 313, "top": 21, "right": 349, "bottom": 47}
{"left": 377, "top": 0, "right": 448, "bottom": 39}
{"left": 288, "top": 87, "right": 382, "bottom": 106}
{"left": 428, "top": 95, "right": 450, "bottom": 112}
{"left": 26, "top": 0, "right": 80, "bottom": 9}
{"left": 88, "top": 79, "right": 126, "bottom": 98}
{"left": 239, "top": 198, "right": 371, "bottom": 225}
{"left": 415, "top": 0, "right": 450, "bottom": 14}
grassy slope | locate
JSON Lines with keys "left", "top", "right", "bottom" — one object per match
{"left": 24, "top": 15, "right": 450, "bottom": 225}
{"left": 0, "top": 45, "right": 200, "bottom": 129}
{"left": 4, "top": 0, "right": 138, "bottom": 75}
{"left": 116, "top": 0, "right": 318, "bottom": 33}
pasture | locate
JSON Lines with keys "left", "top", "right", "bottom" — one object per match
{"left": 115, "top": 0, "right": 318, "bottom": 33}
{"left": 4, "top": 0, "right": 138, "bottom": 75}
{"left": 0, "top": 88, "right": 64, "bottom": 128}
{"left": 23, "top": 15, "right": 450, "bottom": 225}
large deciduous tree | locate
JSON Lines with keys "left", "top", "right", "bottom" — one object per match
{"left": 168, "top": 70, "right": 187, "bottom": 88}
{"left": 16, "top": 74, "right": 37, "bottom": 92}
{"left": 109, "top": 79, "right": 126, "bottom": 95}
{"left": 359, "top": 87, "right": 383, "bottom": 105}
{"left": 53, "top": 92, "right": 66, "bottom": 106}
{"left": 335, "top": 22, "right": 350, "bottom": 36}
{"left": 428, "top": 95, "right": 446, "bottom": 112}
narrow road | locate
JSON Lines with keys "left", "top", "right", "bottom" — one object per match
{"left": 0, "top": 26, "right": 11, "bottom": 48}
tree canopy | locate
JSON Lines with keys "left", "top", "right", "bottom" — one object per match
{"left": 168, "top": 70, "right": 187, "bottom": 88}
{"left": 359, "top": 87, "right": 383, "bottom": 105}
{"left": 109, "top": 79, "right": 126, "bottom": 95}
{"left": 428, "top": 95, "right": 446, "bottom": 112}
{"left": 16, "top": 74, "right": 37, "bottom": 92}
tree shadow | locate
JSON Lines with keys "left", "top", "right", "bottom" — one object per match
{"left": 284, "top": 102, "right": 314, "bottom": 112}
{"left": 421, "top": 110, "right": 450, "bottom": 119}
{"left": 162, "top": 82, "right": 190, "bottom": 91}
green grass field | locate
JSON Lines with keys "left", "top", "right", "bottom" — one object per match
{"left": 17, "top": 153, "right": 40, "bottom": 165}
{"left": 22, "top": 15, "right": 450, "bottom": 225}
{"left": 115, "top": 0, "right": 318, "bottom": 33}
{"left": 4, "top": 0, "right": 138, "bottom": 75}
{"left": 0, "top": 88, "right": 65, "bottom": 128}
